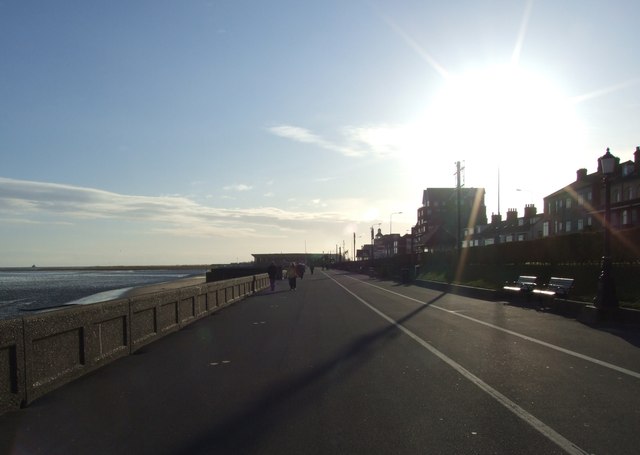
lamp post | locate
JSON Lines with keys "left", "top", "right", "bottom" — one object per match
{"left": 595, "top": 148, "right": 619, "bottom": 311}
{"left": 390, "top": 211, "right": 402, "bottom": 234}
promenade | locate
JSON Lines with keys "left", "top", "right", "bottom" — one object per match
{"left": 1, "top": 269, "right": 639, "bottom": 454}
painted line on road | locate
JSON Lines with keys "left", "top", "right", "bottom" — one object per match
{"left": 328, "top": 274, "right": 590, "bottom": 455}
{"left": 347, "top": 275, "right": 640, "bottom": 381}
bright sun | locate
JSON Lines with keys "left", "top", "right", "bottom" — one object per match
{"left": 431, "top": 66, "right": 581, "bottom": 156}
{"left": 403, "top": 64, "right": 585, "bottom": 209}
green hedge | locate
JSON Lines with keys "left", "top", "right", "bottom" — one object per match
{"left": 334, "top": 228, "right": 640, "bottom": 305}
{"left": 420, "top": 228, "right": 640, "bottom": 305}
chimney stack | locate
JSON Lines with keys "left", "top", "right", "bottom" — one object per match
{"left": 524, "top": 204, "right": 537, "bottom": 218}
{"left": 576, "top": 168, "right": 588, "bottom": 181}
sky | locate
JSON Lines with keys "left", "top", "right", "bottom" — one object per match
{"left": 1, "top": 0, "right": 639, "bottom": 267}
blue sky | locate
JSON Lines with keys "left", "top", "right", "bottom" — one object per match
{"left": 1, "top": 0, "right": 639, "bottom": 266}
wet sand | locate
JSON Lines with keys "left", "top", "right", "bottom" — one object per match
{"left": 122, "top": 276, "right": 207, "bottom": 298}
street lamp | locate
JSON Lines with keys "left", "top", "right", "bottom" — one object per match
{"left": 390, "top": 211, "right": 402, "bottom": 234}
{"left": 595, "top": 148, "right": 619, "bottom": 311}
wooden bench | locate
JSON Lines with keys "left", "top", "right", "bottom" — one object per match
{"left": 503, "top": 275, "right": 537, "bottom": 294}
{"left": 532, "top": 277, "right": 574, "bottom": 299}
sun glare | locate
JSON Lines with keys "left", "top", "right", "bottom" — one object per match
{"left": 430, "top": 66, "right": 582, "bottom": 157}
{"left": 402, "top": 64, "right": 585, "bottom": 207}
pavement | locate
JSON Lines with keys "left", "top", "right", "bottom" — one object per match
{"left": 1, "top": 269, "right": 639, "bottom": 454}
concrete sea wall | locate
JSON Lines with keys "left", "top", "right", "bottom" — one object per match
{"left": 0, "top": 273, "right": 269, "bottom": 416}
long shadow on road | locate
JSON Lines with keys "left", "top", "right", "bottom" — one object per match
{"left": 182, "top": 288, "right": 447, "bottom": 453}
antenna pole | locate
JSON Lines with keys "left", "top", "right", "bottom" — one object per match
{"left": 456, "top": 161, "right": 462, "bottom": 249}
{"left": 498, "top": 168, "right": 501, "bottom": 215}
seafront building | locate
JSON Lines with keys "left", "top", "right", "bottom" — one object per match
{"left": 542, "top": 147, "right": 640, "bottom": 237}
{"left": 413, "top": 187, "right": 488, "bottom": 252}
{"left": 463, "top": 147, "right": 640, "bottom": 249}
{"left": 463, "top": 204, "right": 543, "bottom": 247}
{"left": 259, "top": 147, "right": 640, "bottom": 262}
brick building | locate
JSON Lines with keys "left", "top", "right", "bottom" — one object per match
{"left": 542, "top": 147, "right": 640, "bottom": 237}
{"left": 414, "top": 187, "right": 487, "bottom": 252}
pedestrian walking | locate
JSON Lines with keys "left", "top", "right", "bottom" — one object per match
{"left": 267, "top": 261, "right": 278, "bottom": 291}
{"left": 287, "top": 262, "right": 298, "bottom": 290}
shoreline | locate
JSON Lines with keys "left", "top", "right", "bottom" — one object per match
{"left": 11, "top": 276, "right": 208, "bottom": 315}
{"left": 2, "top": 270, "right": 209, "bottom": 318}
{"left": 0, "top": 265, "right": 211, "bottom": 272}
{"left": 121, "top": 276, "right": 207, "bottom": 298}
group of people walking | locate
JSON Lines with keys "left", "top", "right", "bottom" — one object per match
{"left": 267, "top": 261, "right": 313, "bottom": 291}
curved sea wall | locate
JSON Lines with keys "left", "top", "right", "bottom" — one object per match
{"left": 0, "top": 273, "right": 269, "bottom": 416}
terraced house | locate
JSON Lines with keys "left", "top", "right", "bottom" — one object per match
{"left": 543, "top": 147, "right": 640, "bottom": 237}
{"left": 462, "top": 147, "right": 640, "bottom": 249}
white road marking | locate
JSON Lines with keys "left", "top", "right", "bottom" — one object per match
{"left": 348, "top": 275, "right": 640, "bottom": 380}
{"left": 328, "top": 274, "right": 590, "bottom": 455}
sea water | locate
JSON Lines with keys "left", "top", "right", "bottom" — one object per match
{"left": 0, "top": 268, "right": 207, "bottom": 320}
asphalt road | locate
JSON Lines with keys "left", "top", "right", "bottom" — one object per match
{"left": 1, "top": 269, "right": 639, "bottom": 454}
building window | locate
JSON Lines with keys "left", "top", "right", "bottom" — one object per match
{"left": 517, "top": 234, "right": 525, "bottom": 241}
{"left": 613, "top": 189, "right": 621, "bottom": 203}
{"left": 578, "top": 194, "right": 584, "bottom": 206}
{"left": 623, "top": 210, "right": 629, "bottom": 225}
{"left": 566, "top": 198, "right": 572, "bottom": 208}
{"left": 587, "top": 216, "right": 593, "bottom": 226}
{"left": 587, "top": 191, "right": 592, "bottom": 201}
{"left": 543, "top": 222, "right": 549, "bottom": 237}
{"left": 578, "top": 219, "right": 584, "bottom": 231}
{"left": 565, "top": 221, "right": 571, "bottom": 232}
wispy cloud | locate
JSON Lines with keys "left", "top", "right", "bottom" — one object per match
{"left": 314, "top": 176, "right": 336, "bottom": 183}
{"left": 268, "top": 124, "right": 365, "bottom": 157}
{"left": 267, "top": 123, "right": 411, "bottom": 158}
{"left": 341, "top": 124, "right": 412, "bottom": 158}
{"left": 223, "top": 183, "right": 253, "bottom": 192}
{"left": 0, "top": 177, "right": 349, "bottom": 238}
